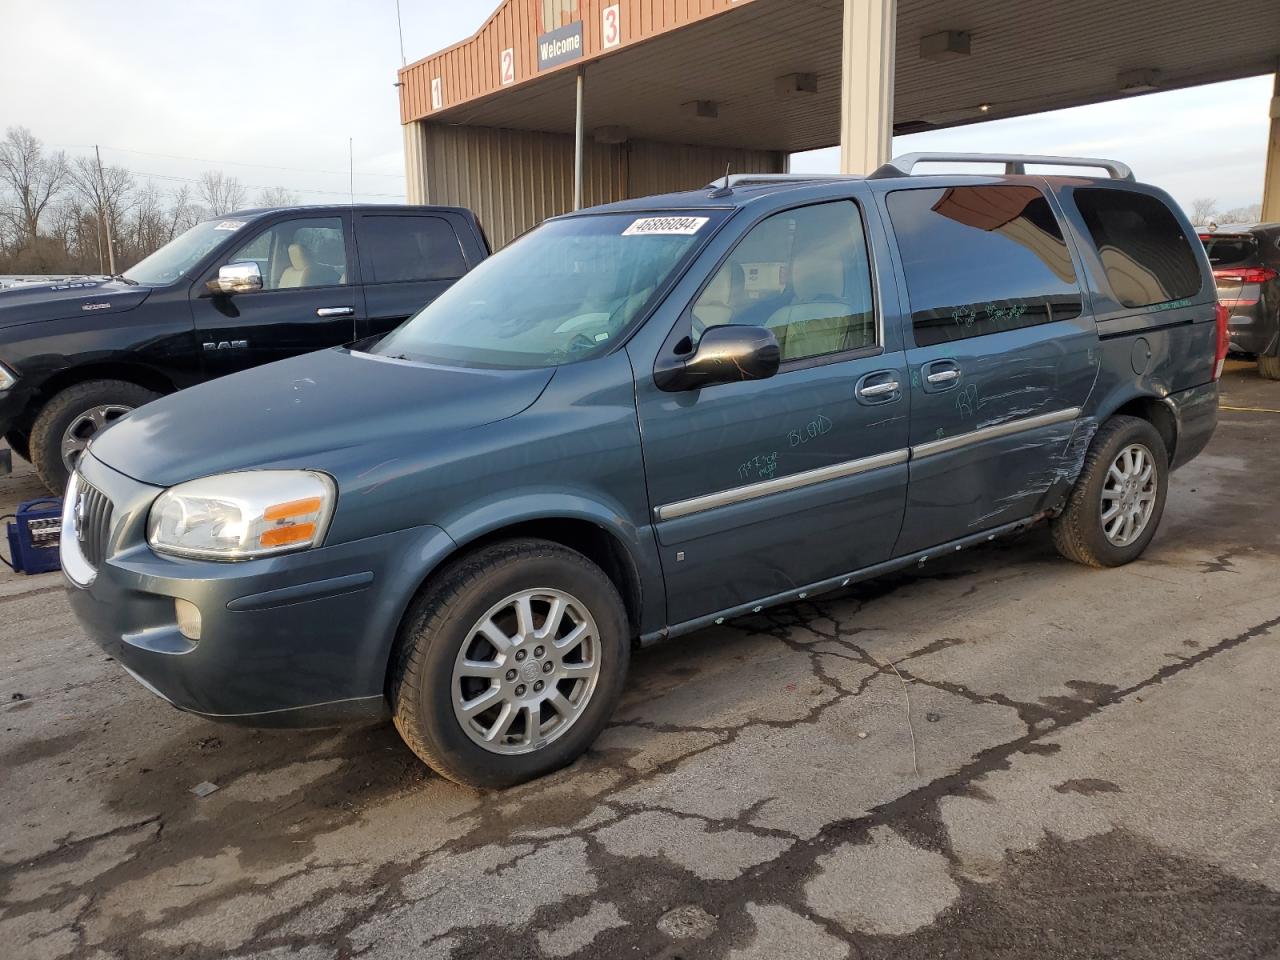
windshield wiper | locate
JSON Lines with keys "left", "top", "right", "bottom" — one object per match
{"left": 109, "top": 274, "right": 139, "bottom": 286}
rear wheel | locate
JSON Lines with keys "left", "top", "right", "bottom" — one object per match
{"left": 1051, "top": 415, "right": 1169, "bottom": 568}
{"left": 390, "top": 538, "right": 630, "bottom": 789}
{"left": 29, "top": 380, "right": 159, "bottom": 494}
{"left": 1258, "top": 354, "right": 1280, "bottom": 381}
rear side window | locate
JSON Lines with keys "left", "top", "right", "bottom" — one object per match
{"left": 359, "top": 215, "right": 467, "bottom": 284}
{"left": 1074, "top": 189, "right": 1202, "bottom": 309}
{"left": 887, "top": 185, "right": 1082, "bottom": 348}
{"left": 1201, "top": 234, "right": 1258, "bottom": 268}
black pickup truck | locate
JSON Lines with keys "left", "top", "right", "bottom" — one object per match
{"left": 0, "top": 204, "right": 489, "bottom": 492}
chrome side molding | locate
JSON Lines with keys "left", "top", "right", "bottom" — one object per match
{"left": 654, "top": 407, "right": 1081, "bottom": 522}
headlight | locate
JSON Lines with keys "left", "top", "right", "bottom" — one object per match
{"left": 0, "top": 360, "right": 16, "bottom": 391}
{"left": 148, "top": 470, "right": 336, "bottom": 561}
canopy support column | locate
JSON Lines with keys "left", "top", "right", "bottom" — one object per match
{"left": 1262, "top": 65, "right": 1280, "bottom": 223}
{"left": 574, "top": 67, "right": 586, "bottom": 210}
{"left": 839, "top": 0, "right": 897, "bottom": 175}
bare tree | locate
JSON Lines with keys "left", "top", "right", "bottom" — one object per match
{"left": 255, "top": 186, "right": 300, "bottom": 208}
{"left": 167, "top": 185, "right": 202, "bottom": 237}
{"left": 198, "top": 171, "right": 247, "bottom": 216}
{"left": 67, "top": 156, "right": 136, "bottom": 273}
{"left": 1189, "top": 197, "right": 1219, "bottom": 226}
{"left": 0, "top": 126, "right": 68, "bottom": 243}
{"left": 1221, "top": 203, "right": 1263, "bottom": 225}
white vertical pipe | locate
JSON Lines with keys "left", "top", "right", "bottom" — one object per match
{"left": 839, "top": 0, "right": 897, "bottom": 175}
{"left": 574, "top": 66, "right": 586, "bottom": 210}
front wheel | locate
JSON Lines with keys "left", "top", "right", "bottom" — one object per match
{"left": 29, "top": 380, "right": 159, "bottom": 494}
{"left": 390, "top": 539, "right": 630, "bottom": 789}
{"left": 1051, "top": 415, "right": 1169, "bottom": 568}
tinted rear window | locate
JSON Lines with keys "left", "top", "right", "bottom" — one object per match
{"left": 1074, "top": 189, "right": 1202, "bottom": 309}
{"left": 887, "top": 185, "right": 1083, "bottom": 348}
{"left": 359, "top": 215, "right": 467, "bottom": 283}
{"left": 1201, "top": 234, "right": 1258, "bottom": 268}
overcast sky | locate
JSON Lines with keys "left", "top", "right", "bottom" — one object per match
{"left": 1, "top": 1, "right": 1272, "bottom": 213}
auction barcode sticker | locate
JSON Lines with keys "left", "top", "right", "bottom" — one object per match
{"left": 622, "top": 216, "right": 710, "bottom": 237}
{"left": 214, "top": 220, "right": 247, "bottom": 231}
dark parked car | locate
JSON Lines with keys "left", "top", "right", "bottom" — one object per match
{"left": 1199, "top": 222, "right": 1280, "bottom": 379}
{"left": 63, "top": 153, "right": 1223, "bottom": 789}
{"left": 0, "top": 204, "right": 489, "bottom": 491}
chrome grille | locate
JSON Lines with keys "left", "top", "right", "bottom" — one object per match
{"left": 77, "top": 481, "right": 113, "bottom": 570}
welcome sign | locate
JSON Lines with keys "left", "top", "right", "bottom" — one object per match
{"left": 538, "top": 21, "right": 583, "bottom": 70}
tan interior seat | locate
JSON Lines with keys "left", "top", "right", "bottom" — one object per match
{"left": 692, "top": 263, "right": 746, "bottom": 337}
{"left": 765, "top": 255, "right": 862, "bottom": 359}
{"left": 278, "top": 243, "right": 316, "bottom": 289}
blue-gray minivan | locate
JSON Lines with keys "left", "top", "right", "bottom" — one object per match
{"left": 62, "top": 154, "right": 1224, "bottom": 788}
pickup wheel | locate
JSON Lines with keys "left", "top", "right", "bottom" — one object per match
{"left": 1051, "top": 415, "right": 1169, "bottom": 568}
{"left": 29, "top": 380, "right": 159, "bottom": 494}
{"left": 1258, "top": 355, "right": 1280, "bottom": 381}
{"left": 389, "top": 538, "right": 630, "bottom": 790}
{"left": 4, "top": 430, "right": 30, "bottom": 462}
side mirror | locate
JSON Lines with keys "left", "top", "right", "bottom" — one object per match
{"left": 207, "top": 261, "right": 263, "bottom": 296}
{"left": 654, "top": 325, "right": 781, "bottom": 392}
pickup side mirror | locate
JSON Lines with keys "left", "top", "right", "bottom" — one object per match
{"left": 654, "top": 325, "right": 781, "bottom": 392}
{"left": 207, "top": 261, "right": 263, "bottom": 296}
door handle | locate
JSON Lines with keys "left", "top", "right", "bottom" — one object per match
{"left": 921, "top": 360, "right": 962, "bottom": 393}
{"left": 317, "top": 306, "right": 355, "bottom": 318}
{"left": 859, "top": 380, "right": 900, "bottom": 399}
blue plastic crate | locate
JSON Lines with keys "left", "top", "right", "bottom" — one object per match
{"left": 5, "top": 498, "right": 63, "bottom": 575}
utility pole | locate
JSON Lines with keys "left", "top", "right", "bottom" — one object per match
{"left": 94, "top": 145, "right": 117, "bottom": 275}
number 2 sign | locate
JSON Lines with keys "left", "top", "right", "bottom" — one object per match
{"left": 602, "top": 4, "right": 621, "bottom": 49}
{"left": 500, "top": 47, "right": 515, "bottom": 86}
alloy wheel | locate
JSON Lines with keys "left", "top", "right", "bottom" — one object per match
{"left": 451, "top": 589, "right": 602, "bottom": 755}
{"left": 61, "top": 404, "right": 132, "bottom": 473}
{"left": 1100, "top": 442, "right": 1157, "bottom": 547}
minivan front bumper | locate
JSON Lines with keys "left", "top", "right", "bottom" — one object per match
{"left": 64, "top": 454, "right": 457, "bottom": 725}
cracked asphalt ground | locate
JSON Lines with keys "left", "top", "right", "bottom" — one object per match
{"left": 3, "top": 360, "right": 1279, "bottom": 960}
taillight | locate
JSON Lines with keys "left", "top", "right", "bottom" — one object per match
{"left": 1212, "top": 266, "right": 1278, "bottom": 284}
{"left": 1213, "top": 302, "right": 1230, "bottom": 381}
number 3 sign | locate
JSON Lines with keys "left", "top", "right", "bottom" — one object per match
{"left": 602, "top": 4, "right": 621, "bottom": 49}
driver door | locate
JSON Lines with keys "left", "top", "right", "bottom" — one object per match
{"left": 191, "top": 213, "right": 362, "bottom": 377}
{"left": 633, "top": 197, "right": 911, "bottom": 625}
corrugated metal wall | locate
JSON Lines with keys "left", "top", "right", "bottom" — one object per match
{"left": 417, "top": 124, "right": 626, "bottom": 248}
{"left": 627, "top": 140, "right": 787, "bottom": 197}
{"left": 413, "top": 122, "right": 786, "bottom": 249}
{"left": 400, "top": 0, "right": 755, "bottom": 124}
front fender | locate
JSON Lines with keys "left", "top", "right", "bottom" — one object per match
{"left": 442, "top": 491, "right": 666, "bottom": 635}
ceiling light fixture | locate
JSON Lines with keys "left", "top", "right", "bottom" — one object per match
{"left": 920, "top": 31, "right": 971, "bottom": 62}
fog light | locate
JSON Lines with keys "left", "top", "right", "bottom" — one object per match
{"left": 175, "top": 599, "right": 202, "bottom": 641}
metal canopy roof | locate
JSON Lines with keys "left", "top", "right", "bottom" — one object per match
{"left": 400, "top": 0, "right": 1280, "bottom": 152}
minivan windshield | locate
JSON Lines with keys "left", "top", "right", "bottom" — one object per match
{"left": 123, "top": 217, "right": 255, "bottom": 285}
{"left": 372, "top": 211, "right": 725, "bottom": 369}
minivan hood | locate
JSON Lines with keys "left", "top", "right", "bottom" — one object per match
{"left": 0, "top": 277, "right": 152, "bottom": 328}
{"left": 89, "top": 348, "right": 556, "bottom": 487}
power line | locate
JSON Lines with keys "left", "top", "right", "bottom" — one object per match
{"left": 101, "top": 167, "right": 406, "bottom": 200}
{"left": 53, "top": 142, "right": 406, "bottom": 180}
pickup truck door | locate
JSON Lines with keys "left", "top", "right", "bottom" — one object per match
{"left": 633, "top": 195, "right": 911, "bottom": 626}
{"left": 354, "top": 212, "right": 472, "bottom": 339}
{"left": 191, "top": 213, "right": 362, "bottom": 377}
{"left": 879, "top": 183, "right": 1098, "bottom": 554}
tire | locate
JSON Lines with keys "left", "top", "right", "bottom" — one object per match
{"left": 390, "top": 538, "right": 630, "bottom": 789}
{"left": 1258, "top": 355, "right": 1280, "bottom": 381}
{"left": 4, "top": 430, "right": 30, "bottom": 463}
{"left": 29, "top": 380, "right": 159, "bottom": 494}
{"left": 1051, "top": 415, "right": 1169, "bottom": 568}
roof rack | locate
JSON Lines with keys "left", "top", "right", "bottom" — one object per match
{"left": 870, "top": 152, "right": 1135, "bottom": 182}
{"left": 703, "top": 173, "right": 856, "bottom": 191}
